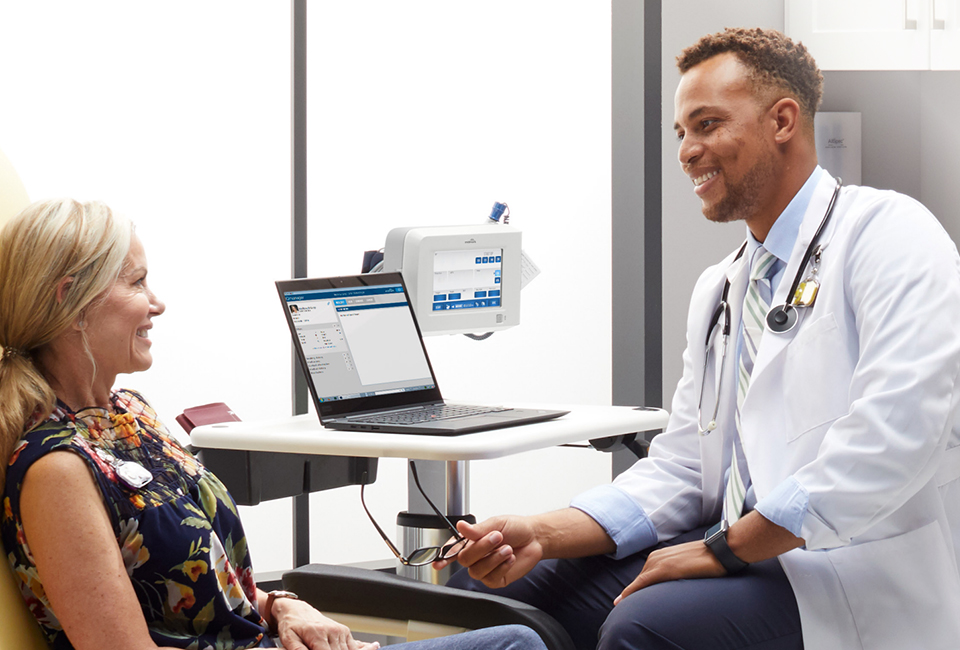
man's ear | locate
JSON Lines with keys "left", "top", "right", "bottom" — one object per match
{"left": 55, "top": 276, "right": 74, "bottom": 304}
{"left": 770, "top": 97, "right": 802, "bottom": 145}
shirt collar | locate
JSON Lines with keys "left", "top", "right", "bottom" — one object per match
{"left": 745, "top": 166, "right": 824, "bottom": 265}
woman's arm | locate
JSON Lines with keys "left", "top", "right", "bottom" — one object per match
{"left": 21, "top": 450, "right": 379, "bottom": 650}
{"left": 19, "top": 450, "right": 181, "bottom": 650}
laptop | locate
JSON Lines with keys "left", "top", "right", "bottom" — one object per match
{"left": 276, "top": 272, "right": 568, "bottom": 435}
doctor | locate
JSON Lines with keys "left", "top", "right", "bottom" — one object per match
{"left": 436, "top": 27, "right": 960, "bottom": 650}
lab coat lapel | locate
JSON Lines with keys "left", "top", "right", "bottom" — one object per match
{"left": 750, "top": 173, "right": 840, "bottom": 383}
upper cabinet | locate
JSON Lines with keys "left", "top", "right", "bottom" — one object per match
{"left": 785, "top": 0, "right": 960, "bottom": 70}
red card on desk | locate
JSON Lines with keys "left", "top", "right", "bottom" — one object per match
{"left": 176, "top": 402, "right": 242, "bottom": 435}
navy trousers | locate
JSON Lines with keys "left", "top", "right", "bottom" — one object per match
{"left": 446, "top": 526, "right": 803, "bottom": 650}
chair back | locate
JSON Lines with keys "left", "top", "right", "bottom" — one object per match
{"left": 0, "top": 547, "right": 49, "bottom": 649}
{"left": 1, "top": 145, "right": 45, "bottom": 648}
{"left": 0, "top": 145, "right": 30, "bottom": 224}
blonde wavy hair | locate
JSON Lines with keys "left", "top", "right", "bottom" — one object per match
{"left": 0, "top": 199, "right": 132, "bottom": 486}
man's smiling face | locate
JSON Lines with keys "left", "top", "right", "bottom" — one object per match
{"left": 674, "top": 52, "right": 781, "bottom": 228}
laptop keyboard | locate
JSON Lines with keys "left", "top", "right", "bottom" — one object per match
{"left": 349, "top": 404, "right": 513, "bottom": 425}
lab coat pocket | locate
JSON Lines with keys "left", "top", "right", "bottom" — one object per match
{"left": 783, "top": 314, "right": 850, "bottom": 442}
{"left": 828, "top": 522, "right": 960, "bottom": 649}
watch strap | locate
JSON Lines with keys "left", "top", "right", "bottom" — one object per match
{"left": 703, "top": 521, "right": 749, "bottom": 574}
{"left": 265, "top": 590, "right": 299, "bottom": 632}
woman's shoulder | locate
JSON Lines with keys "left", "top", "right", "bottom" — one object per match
{"left": 7, "top": 422, "right": 126, "bottom": 501}
{"left": 4, "top": 420, "right": 94, "bottom": 527}
{"left": 9, "top": 417, "right": 81, "bottom": 477}
{"left": 22, "top": 447, "right": 94, "bottom": 490}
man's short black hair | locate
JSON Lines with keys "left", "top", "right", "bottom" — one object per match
{"left": 677, "top": 27, "right": 824, "bottom": 124}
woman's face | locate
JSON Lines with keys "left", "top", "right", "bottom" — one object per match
{"left": 82, "top": 235, "right": 165, "bottom": 378}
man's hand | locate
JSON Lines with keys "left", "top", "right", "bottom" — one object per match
{"left": 433, "top": 508, "right": 617, "bottom": 590}
{"left": 273, "top": 598, "right": 380, "bottom": 650}
{"left": 614, "top": 540, "right": 725, "bottom": 605}
{"left": 433, "top": 515, "right": 544, "bottom": 588}
{"left": 614, "top": 512, "right": 805, "bottom": 605}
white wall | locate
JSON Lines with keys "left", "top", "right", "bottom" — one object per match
{"left": 919, "top": 72, "right": 960, "bottom": 242}
{"left": 301, "top": 1, "right": 614, "bottom": 569}
{"left": 0, "top": 1, "right": 613, "bottom": 575}
{"left": 659, "top": 2, "right": 786, "bottom": 408}
{"left": 0, "top": 2, "right": 293, "bottom": 426}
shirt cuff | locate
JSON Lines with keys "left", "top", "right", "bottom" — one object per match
{"left": 570, "top": 484, "right": 659, "bottom": 559}
{"left": 754, "top": 476, "right": 809, "bottom": 538}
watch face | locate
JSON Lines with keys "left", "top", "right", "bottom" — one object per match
{"left": 702, "top": 520, "right": 749, "bottom": 573}
{"left": 704, "top": 521, "right": 726, "bottom": 545}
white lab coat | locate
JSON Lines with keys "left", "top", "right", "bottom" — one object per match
{"left": 613, "top": 173, "right": 960, "bottom": 649}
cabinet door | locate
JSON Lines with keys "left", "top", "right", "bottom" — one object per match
{"left": 786, "top": 0, "right": 931, "bottom": 70}
{"left": 931, "top": 0, "right": 960, "bottom": 69}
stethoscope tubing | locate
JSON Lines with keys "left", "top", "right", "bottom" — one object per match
{"left": 697, "top": 179, "right": 842, "bottom": 435}
{"left": 766, "top": 179, "right": 843, "bottom": 334}
{"left": 781, "top": 179, "right": 842, "bottom": 308}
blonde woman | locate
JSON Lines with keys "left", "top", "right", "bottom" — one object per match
{"left": 0, "top": 199, "right": 544, "bottom": 650}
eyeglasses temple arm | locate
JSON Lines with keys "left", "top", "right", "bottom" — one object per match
{"left": 409, "top": 461, "right": 466, "bottom": 541}
{"left": 359, "top": 481, "right": 405, "bottom": 561}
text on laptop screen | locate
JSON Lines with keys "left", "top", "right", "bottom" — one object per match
{"left": 431, "top": 248, "right": 503, "bottom": 312}
{"left": 283, "top": 284, "right": 435, "bottom": 402}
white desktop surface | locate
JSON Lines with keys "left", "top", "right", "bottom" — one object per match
{"left": 190, "top": 404, "right": 668, "bottom": 461}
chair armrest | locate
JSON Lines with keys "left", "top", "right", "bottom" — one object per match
{"left": 282, "top": 564, "right": 574, "bottom": 650}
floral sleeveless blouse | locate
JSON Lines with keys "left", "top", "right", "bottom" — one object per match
{"left": 1, "top": 389, "right": 269, "bottom": 649}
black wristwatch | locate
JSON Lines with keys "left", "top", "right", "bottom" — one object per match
{"left": 703, "top": 520, "right": 749, "bottom": 574}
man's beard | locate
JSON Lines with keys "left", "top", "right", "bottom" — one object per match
{"left": 703, "top": 148, "right": 778, "bottom": 224}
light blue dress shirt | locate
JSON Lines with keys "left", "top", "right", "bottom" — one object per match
{"left": 571, "top": 167, "right": 825, "bottom": 556}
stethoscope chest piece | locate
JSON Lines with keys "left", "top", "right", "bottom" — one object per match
{"left": 765, "top": 303, "right": 798, "bottom": 334}
{"left": 761, "top": 180, "right": 842, "bottom": 337}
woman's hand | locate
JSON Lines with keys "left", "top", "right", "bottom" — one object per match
{"left": 272, "top": 597, "right": 380, "bottom": 650}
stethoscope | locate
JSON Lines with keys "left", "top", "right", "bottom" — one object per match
{"left": 697, "top": 179, "right": 842, "bottom": 435}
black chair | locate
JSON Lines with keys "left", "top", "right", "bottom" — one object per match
{"left": 283, "top": 564, "right": 574, "bottom": 650}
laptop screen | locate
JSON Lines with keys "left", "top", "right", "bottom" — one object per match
{"left": 277, "top": 273, "right": 443, "bottom": 417}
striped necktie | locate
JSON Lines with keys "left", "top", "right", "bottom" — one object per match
{"left": 723, "top": 247, "right": 777, "bottom": 524}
